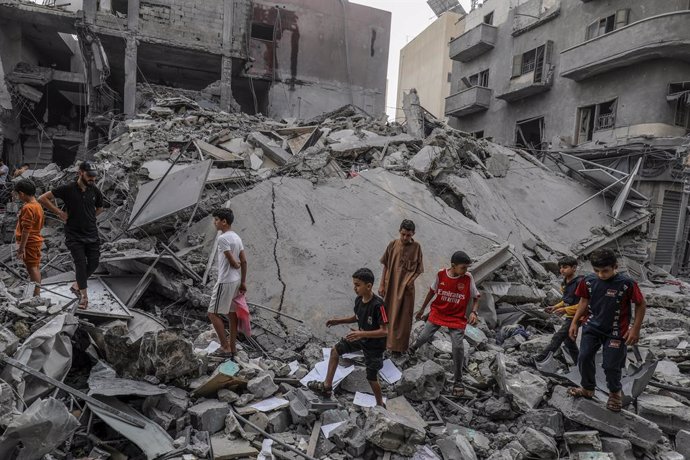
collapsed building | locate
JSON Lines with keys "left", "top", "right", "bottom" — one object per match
{"left": 0, "top": 83, "right": 688, "bottom": 458}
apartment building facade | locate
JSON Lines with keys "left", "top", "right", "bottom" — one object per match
{"left": 445, "top": 0, "right": 690, "bottom": 273}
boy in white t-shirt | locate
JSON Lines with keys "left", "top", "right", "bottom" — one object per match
{"left": 208, "top": 208, "right": 247, "bottom": 359}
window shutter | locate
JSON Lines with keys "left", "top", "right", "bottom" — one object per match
{"left": 544, "top": 40, "right": 554, "bottom": 66}
{"left": 585, "top": 20, "right": 598, "bottom": 40}
{"left": 511, "top": 54, "right": 522, "bottom": 77}
{"left": 615, "top": 9, "right": 630, "bottom": 29}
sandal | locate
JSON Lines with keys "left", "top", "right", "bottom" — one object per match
{"left": 606, "top": 391, "right": 623, "bottom": 412}
{"left": 567, "top": 387, "right": 594, "bottom": 398}
{"left": 78, "top": 297, "right": 89, "bottom": 310}
{"left": 307, "top": 380, "right": 332, "bottom": 398}
{"left": 451, "top": 385, "right": 465, "bottom": 397}
{"left": 70, "top": 286, "right": 82, "bottom": 299}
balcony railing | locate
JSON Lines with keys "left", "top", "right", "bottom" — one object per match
{"left": 560, "top": 11, "right": 690, "bottom": 81}
{"left": 449, "top": 23, "right": 498, "bottom": 62}
{"left": 445, "top": 86, "right": 492, "bottom": 117}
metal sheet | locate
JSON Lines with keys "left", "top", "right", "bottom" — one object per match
{"left": 101, "top": 276, "right": 148, "bottom": 307}
{"left": 88, "top": 396, "right": 175, "bottom": 460}
{"left": 577, "top": 168, "right": 647, "bottom": 201}
{"left": 129, "top": 159, "right": 212, "bottom": 229}
{"left": 40, "top": 278, "right": 133, "bottom": 319}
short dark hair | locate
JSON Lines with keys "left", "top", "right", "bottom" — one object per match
{"left": 451, "top": 251, "right": 472, "bottom": 265}
{"left": 558, "top": 256, "right": 578, "bottom": 268}
{"left": 399, "top": 219, "right": 415, "bottom": 232}
{"left": 21, "top": 163, "right": 30, "bottom": 168}
{"left": 212, "top": 208, "right": 234, "bottom": 226}
{"left": 590, "top": 248, "right": 617, "bottom": 268}
{"left": 14, "top": 179, "right": 36, "bottom": 196}
{"left": 352, "top": 268, "right": 375, "bottom": 285}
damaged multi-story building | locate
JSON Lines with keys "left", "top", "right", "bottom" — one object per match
{"left": 0, "top": 0, "right": 390, "bottom": 167}
{"left": 443, "top": 0, "right": 690, "bottom": 274}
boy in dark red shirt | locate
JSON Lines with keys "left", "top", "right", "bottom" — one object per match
{"left": 410, "top": 251, "right": 479, "bottom": 396}
{"left": 568, "top": 248, "right": 646, "bottom": 412}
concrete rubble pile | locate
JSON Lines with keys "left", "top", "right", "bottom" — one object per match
{"left": 0, "top": 88, "right": 689, "bottom": 459}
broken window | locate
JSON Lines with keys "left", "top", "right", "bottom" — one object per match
{"left": 515, "top": 116, "right": 545, "bottom": 152}
{"left": 511, "top": 41, "right": 553, "bottom": 83}
{"left": 484, "top": 11, "right": 494, "bottom": 25}
{"left": 467, "top": 69, "right": 489, "bottom": 88}
{"left": 251, "top": 23, "right": 275, "bottom": 41}
{"left": 576, "top": 98, "right": 617, "bottom": 144}
{"left": 585, "top": 9, "right": 629, "bottom": 40}
{"left": 669, "top": 82, "right": 690, "bottom": 131}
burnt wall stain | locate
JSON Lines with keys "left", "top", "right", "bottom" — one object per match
{"left": 252, "top": 4, "right": 300, "bottom": 90}
{"left": 370, "top": 29, "right": 376, "bottom": 57}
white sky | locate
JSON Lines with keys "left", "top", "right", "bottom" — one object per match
{"left": 351, "top": 0, "right": 471, "bottom": 119}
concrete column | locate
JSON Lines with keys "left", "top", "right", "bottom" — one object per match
{"left": 123, "top": 35, "right": 137, "bottom": 118}
{"left": 220, "top": 0, "right": 235, "bottom": 112}
{"left": 83, "top": 0, "right": 97, "bottom": 24}
{"left": 127, "top": 0, "right": 140, "bottom": 31}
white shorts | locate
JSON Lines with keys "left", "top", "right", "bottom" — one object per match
{"left": 208, "top": 280, "right": 241, "bottom": 314}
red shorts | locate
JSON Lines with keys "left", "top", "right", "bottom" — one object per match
{"left": 22, "top": 243, "right": 42, "bottom": 268}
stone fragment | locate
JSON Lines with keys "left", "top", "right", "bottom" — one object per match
{"left": 235, "top": 393, "right": 255, "bottom": 407}
{"left": 521, "top": 409, "right": 564, "bottom": 437}
{"left": 518, "top": 427, "right": 557, "bottom": 459}
{"left": 637, "top": 394, "right": 690, "bottom": 434}
{"left": 217, "top": 389, "right": 239, "bottom": 403}
{"left": 247, "top": 412, "right": 269, "bottom": 432}
{"left": 330, "top": 421, "right": 367, "bottom": 457}
{"left": 0, "top": 326, "right": 19, "bottom": 356}
{"left": 210, "top": 435, "right": 258, "bottom": 459}
{"left": 409, "top": 146, "right": 443, "bottom": 176}
{"left": 267, "top": 409, "right": 291, "bottom": 433}
{"left": 289, "top": 397, "right": 314, "bottom": 425}
{"left": 549, "top": 386, "right": 662, "bottom": 450}
{"left": 505, "top": 370, "right": 547, "bottom": 411}
{"left": 247, "top": 374, "right": 278, "bottom": 399}
{"left": 675, "top": 430, "right": 690, "bottom": 459}
{"left": 600, "top": 437, "right": 634, "bottom": 460}
{"left": 564, "top": 431, "right": 602, "bottom": 453}
{"left": 484, "top": 397, "right": 517, "bottom": 420}
{"left": 364, "top": 406, "right": 426, "bottom": 455}
{"left": 640, "top": 330, "right": 687, "bottom": 348}
{"left": 188, "top": 399, "right": 229, "bottom": 434}
{"left": 397, "top": 360, "right": 446, "bottom": 401}
{"left": 437, "top": 434, "right": 477, "bottom": 460}
{"left": 137, "top": 330, "right": 200, "bottom": 382}
{"left": 224, "top": 412, "right": 241, "bottom": 434}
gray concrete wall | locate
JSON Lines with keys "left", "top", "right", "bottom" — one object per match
{"left": 448, "top": 0, "right": 690, "bottom": 146}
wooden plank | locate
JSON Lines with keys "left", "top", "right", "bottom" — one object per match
{"left": 306, "top": 420, "right": 322, "bottom": 457}
{"left": 195, "top": 139, "right": 243, "bottom": 162}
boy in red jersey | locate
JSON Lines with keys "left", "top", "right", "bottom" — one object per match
{"left": 410, "top": 251, "right": 479, "bottom": 396}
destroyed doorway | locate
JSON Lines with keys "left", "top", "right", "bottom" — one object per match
{"left": 515, "top": 116, "right": 544, "bottom": 153}
{"left": 232, "top": 78, "right": 270, "bottom": 115}
{"left": 654, "top": 190, "right": 682, "bottom": 269}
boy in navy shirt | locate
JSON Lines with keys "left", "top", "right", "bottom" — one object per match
{"left": 568, "top": 249, "right": 646, "bottom": 411}
{"left": 308, "top": 268, "right": 388, "bottom": 407}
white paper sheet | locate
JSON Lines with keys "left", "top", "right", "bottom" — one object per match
{"left": 299, "top": 361, "right": 354, "bottom": 389}
{"left": 288, "top": 360, "right": 300, "bottom": 376}
{"left": 249, "top": 396, "right": 290, "bottom": 412}
{"left": 379, "top": 359, "right": 402, "bottom": 384}
{"left": 194, "top": 340, "right": 220, "bottom": 355}
{"left": 321, "top": 421, "right": 347, "bottom": 439}
{"left": 353, "top": 391, "right": 386, "bottom": 408}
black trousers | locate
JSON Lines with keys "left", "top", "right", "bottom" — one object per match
{"left": 578, "top": 329, "right": 627, "bottom": 393}
{"left": 66, "top": 240, "right": 100, "bottom": 289}
{"left": 539, "top": 318, "right": 579, "bottom": 362}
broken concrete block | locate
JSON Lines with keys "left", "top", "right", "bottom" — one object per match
{"left": 247, "top": 374, "right": 278, "bottom": 399}
{"left": 0, "top": 327, "right": 19, "bottom": 356}
{"left": 437, "top": 434, "right": 477, "bottom": 460}
{"left": 137, "top": 330, "right": 200, "bottom": 382}
{"left": 235, "top": 393, "right": 255, "bottom": 407}
{"left": 519, "top": 335, "right": 553, "bottom": 355}
{"left": 564, "top": 431, "right": 603, "bottom": 454}
{"left": 444, "top": 424, "right": 491, "bottom": 457}
{"left": 549, "top": 386, "right": 662, "bottom": 450}
{"left": 505, "top": 370, "right": 547, "bottom": 411}
{"left": 518, "top": 427, "right": 558, "bottom": 459}
{"left": 247, "top": 132, "right": 292, "bottom": 165}
{"left": 408, "top": 146, "right": 443, "bottom": 176}
{"left": 266, "top": 409, "right": 291, "bottom": 433}
{"left": 188, "top": 399, "right": 229, "bottom": 434}
{"left": 330, "top": 421, "right": 367, "bottom": 457}
{"left": 600, "top": 437, "right": 634, "bottom": 460}
{"left": 397, "top": 360, "right": 446, "bottom": 401}
{"left": 521, "top": 409, "right": 564, "bottom": 437}
{"left": 637, "top": 394, "right": 690, "bottom": 434}
{"left": 640, "top": 330, "right": 688, "bottom": 348}
{"left": 289, "top": 397, "right": 315, "bottom": 426}
{"left": 224, "top": 412, "right": 241, "bottom": 434}
{"left": 363, "top": 406, "right": 426, "bottom": 455}
{"left": 675, "top": 430, "right": 690, "bottom": 458}
{"left": 482, "top": 282, "right": 545, "bottom": 304}
{"left": 217, "top": 389, "right": 239, "bottom": 404}
{"left": 247, "top": 411, "right": 269, "bottom": 433}
{"left": 210, "top": 435, "right": 258, "bottom": 459}
{"left": 484, "top": 397, "right": 517, "bottom": 420}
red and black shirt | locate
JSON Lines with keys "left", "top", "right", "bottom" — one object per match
{"left": 576, "top": 273, "right": 644, "bottom": 337}
{"left": 354, "top": 295, "right": 388, "bottom": 350}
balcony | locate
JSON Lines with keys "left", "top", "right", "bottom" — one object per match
{"left": 496, "top": 68, "right": 552, "bottom": 102}
{"left": 560, "top": 11, "right": 690, "bottom": 81}
{"left": 449, "top": 23, "right": 498, "bottom": 62}
{"left": 445, "top": 86, "right": 492, "bottom": 117}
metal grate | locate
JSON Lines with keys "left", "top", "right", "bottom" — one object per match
{"left": 654, "top": 190, "right": 682, "bottom": 267}
{"left": 596, "top": 113, "right": 615, "bottom": 130}
{"left": 427, "top": 0, "right": 460, "bottom": 17}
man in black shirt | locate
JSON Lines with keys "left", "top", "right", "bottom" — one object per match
{"left": 39, "top": 161, "right": 104, "bottom": 309}
{"left": 307, "top": 268, "right": 389, "bottom": 407}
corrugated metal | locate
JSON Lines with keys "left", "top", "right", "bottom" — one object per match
{"left": 654, "top": 190, "right": 682, "bottom": 266}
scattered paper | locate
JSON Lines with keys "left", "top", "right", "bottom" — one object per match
{"left": 379, "top": 359, "right": 402, "bottom": 384}
{"left": 249, "top": 396, "right": 290, "bottom": 412}
{"left": 321, "top": 421, "right": 346, "bottom": 439}
{"left": 353, "top": 391, "right": 386, "bottom": 408}
{"left": 288, "top": 360, "right": 300, "bottom": 376}
{"left": 299, "top": 361, "right": 354, "bottom": 390}
{"left": 257, "top": 438, "right": 274, "bottom": 460}
{"left": 194, "top": 340, "right": 220, "bottom": 355}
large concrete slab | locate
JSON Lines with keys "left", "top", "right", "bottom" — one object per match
{"left": 549, "top": 386, "right": 662, "bottom": 451}
{"left": 230, "top": 169, "right": 498, "bottom": 339}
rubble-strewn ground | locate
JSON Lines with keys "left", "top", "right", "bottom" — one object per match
{"left": 0, "top": 89, "right": 689, "bottom": 459}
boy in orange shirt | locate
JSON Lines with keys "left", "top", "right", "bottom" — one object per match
{"left": 14, "top": 179, "right": 44, "bottom": 297}
{"left": 411, "top": 251, "right": 479, "bottom": 396}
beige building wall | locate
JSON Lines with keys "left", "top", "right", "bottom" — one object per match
{"left": 396, "top": 11, "right": 465, "bottom": 121}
